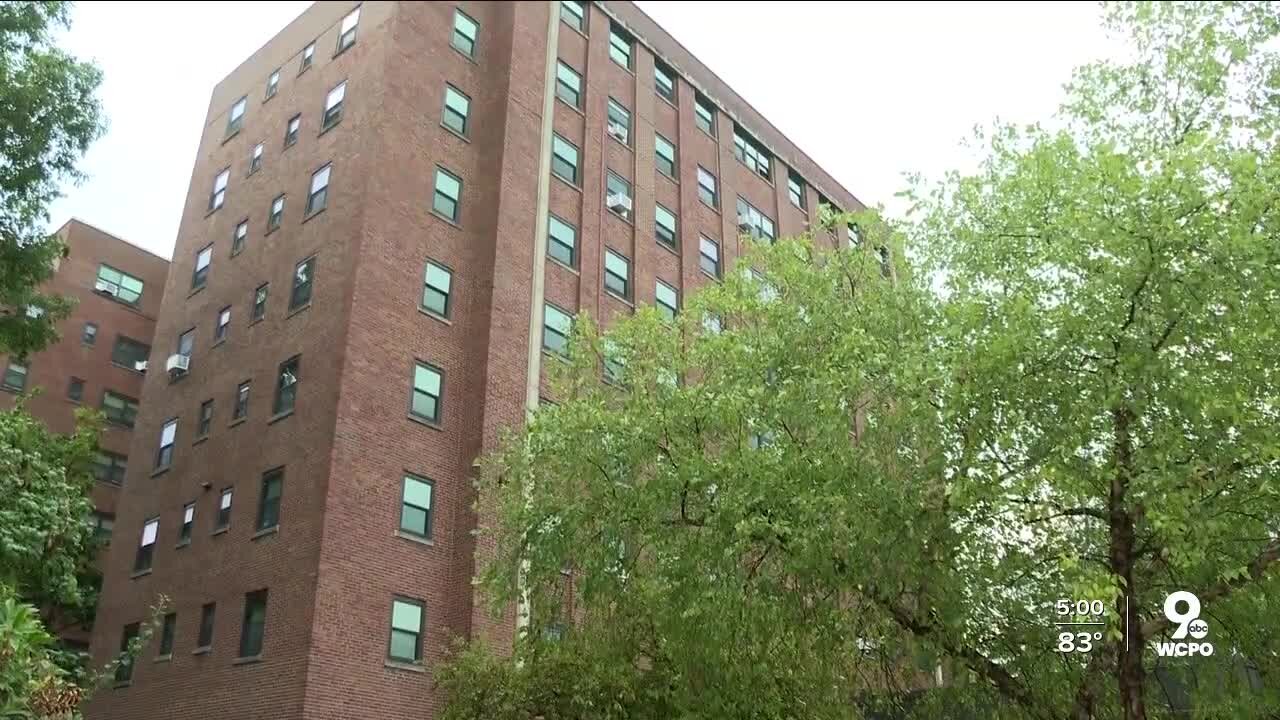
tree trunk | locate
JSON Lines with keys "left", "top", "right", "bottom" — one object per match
{"left": 1110, "top": 407, "right": 1146, "bottom": 720}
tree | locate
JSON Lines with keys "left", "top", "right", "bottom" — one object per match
{"left": 0, "top": 403, "right": 102, "bottom": 715}
{"left": 443, "top": 3, "right": 1280, "bottom": 719}
{"left": 0, "top": 0, "right": 105, "bottom": 357}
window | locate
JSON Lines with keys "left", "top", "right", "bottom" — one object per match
{"left": 215, "top": 307, "right": 230, "bottom": 343}
{"left": 655, "top": 204, "right": 677, "bottom": 250}
{"left": 90, "top": 511, "right": 115, "bottom": 542}
{"left": 878, "top": 246, "right": 892, "bottom": 278}
{"left": 699, "top": 235, "right": 720, "bottom": 277}
{"left": 81, "top": 322, "right": 97, "bottom": 345}
{"left": 134, "top": 518, "right": 158, "bottom": 572}
{"left": 198, "top": 399, "right": 214, "bottom": 437}
{"left": 0, "top": 360, "right": 26, "bottom": 392}
{"left": 606, "top": 98, "right": 630, "bottom": 145}
{"left": 388, "top": 598, "right": 424, "bottom": 663}
{"left": 749, "top": 429, "right": 777, "bottom": 450}
{"left": 547, "top": 215, "right": 576, "bottom": 267}
{"left": 216, "top": 488, "right": 233, "bottom": 530}
{"left": 421, "top": 261, "right": 452, "bottom": 318}
{"left": 234, "top": 381, "right": 251, "bottom": 420}
{"left": 432, "top": 167, "right": 462, "bottom": 222}
{"left": 322, "top": 82, "right": 345, "bottom": 131}
{"left": 410, "top": 362, "right": 442, "bottom": 424}
{"left": 300, "top": 41, "right": 315, "bottom": 73}
{"left": 227, "top": 96, "right": 246, "bottom": 136}
{"left": 291, "top": 256, "right": 315, "bottom": 310}
{"left": 268, "top": 194, "right": 285, "bottom": 231}
{"left": 337, "top": 6, "right": 359, "bottom": 53}
{"left": 111, "top": 335, "right": 150, "bottom": 369}
{"left": 67, "top": 377, "right": 84, "bottom": 403}
{"left": 250, "top": 143, "right": 264, "bottom": 174}
{"left": 788, "top": 170, "right": 807, "bottom": 210}
{"left": 102, "top": 390, "right": 139, "bottom": 428}
{"left": 95, "top": 264, "right": 144, "bottom": 306}
{"left": 452, "top": 10, "right": 478, "bottom": 57}
{"left": 847, "top": 223, "right": 862, "bottom": 248}
{"left": 306, "top": 163, "right": 331, "bottom": 215}
{"left": 179, "top": 503, "right": 194, "bottom": 544}
{"left": 442, "top": 84, "right": 470, "bottom": 135}
{"left": 176, "top": 329, "right": 195, "bottom": 358}
{"left": 209, "top": 168, "right": 229, "bottom": 211}
{"left": 257, "top": 468, "right": 283, "bottom": 530}
{"left": 551, "top": 134, "right": 579, "bottom": 185}
{"left": 239, "top": 590, "right": 269, "bottom": 658}
{"left": 399, "top": 474, "right": 433, "bottom": 539}
{"left": 252, "top": 284, "right": 269, "bottom": 321}
{"left": 733, "top": 126, "right": 772, "bottom": 180}
{"left": 284, "top": 114, "right": 300, "bottom": 148}
{"left": 1, "top": 360, "right": 26, "bottom": 392}
{"left": 542, "top": 303, "right": 572, "bottom": 356}
{"left": 656, "top": 281, "right": 679, "bottom": 320}
{"left": 197, "top": 603, "right": 216, "bottom": 649}
{"left": 608, "top": 24, "right": 632, "bottom": 70}
{"left": 696, "top": 166, "right": 718, "bottom": 208}
{"left": 561, "top": 0, "right": 585, "bottom": 31}
{"left": 737, "top": 197, "right": 775, "bottom": 243}
{"left": 159, "top": 613, "right": 176, "bottom": 657}
{"left": 655, "top": 134, "right": 676, "bottom": 178}
{"left": 655, "top": 61, "right": 676, "bottom": 102}
{"left": 192, "top": 245, "right": 212, "bottom": 289}
{"left": 265, "top": 69, "right": 280, "bottom": 99}
{"left": 603, "top": 338, "right": 624, "bottom": 384}
{"left": 92, "top": 451, "right": 127, "bottom": 486}
{"left": 273, "top": 356, "right": 300, "bottom": 416}
{"left": 695, "top": 93, "right": 716, "bottom": 136}
{"left": 233, "top": 220, "right": 249, "bottom": 255}
{"left": 604, "top": 249, "right": 630, "bottom": 299}
{"left": 753, "top": 269, "right": 779, "bottom": 303}
{"left": 156, "top": 419, "right": 177, "bottom": 468}
{"left": 605, "top": 171, "right": 632, "bottom": 219}
{"left": 555, "top": 62, "right": 581, "bottom": 108}
{"left": 116, "top": 624, "right": 140, "bottom": 683}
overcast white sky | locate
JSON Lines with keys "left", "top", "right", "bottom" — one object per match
{"left": 48, "top": 1, "right": 1117, "bottom": 260}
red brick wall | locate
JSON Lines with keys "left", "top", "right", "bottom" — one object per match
{"left": 86, "top": 2, "right": 869, "bottom": 718}
{"left": 88, "top": 2, "right": 374, "bottom": 717}
{"left": 0, "top": 219, "right": 167, "bottom": 647}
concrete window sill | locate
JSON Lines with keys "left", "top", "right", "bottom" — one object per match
{"left": 251, "top": 526, "right": 279, "bottom": 541}
{"left": 396, "top": 530, "right": 434, "bottom": 547}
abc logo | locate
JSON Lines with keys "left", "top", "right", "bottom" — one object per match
{"left": 1188, "top": 619, "right": 1208, "bottom": 639}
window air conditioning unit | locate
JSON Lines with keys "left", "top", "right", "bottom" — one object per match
{"left": 134, "top": 360, "right": 148, "bottom": 373}
{"left": 165, "top": 353, "right": 190, "bottom": 377}
{"left": 606, "top": 122, "right": 627, "bottom": 143}
{"left": 606, "top": 193, "right": 632, "bottom": 216}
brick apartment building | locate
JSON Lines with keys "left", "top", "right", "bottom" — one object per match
{"left": 87, "top": 2, "right": 865, "bottom": 717}
{"left": 0, "top": 218, "right": 168, "bottom": 649}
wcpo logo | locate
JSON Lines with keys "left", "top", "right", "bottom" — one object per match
{"left": 1153, "top": 591, "right": 1213, "bottom": 657}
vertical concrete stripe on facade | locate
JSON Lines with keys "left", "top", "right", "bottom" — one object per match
{"left": 516, "top": 0, "right": 562, "bottom": 638}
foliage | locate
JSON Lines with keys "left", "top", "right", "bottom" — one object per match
{"left": 445, "top": 3, "right": 1280, "bottom": 719}
{"left": 0, "top": 0, "right": 104, "bottom": 356}
{"left": 0, "top": 585, "right": 166, "bottom": 719}
{"left": 0, "top": 403, "right": 100, "bottom": 611}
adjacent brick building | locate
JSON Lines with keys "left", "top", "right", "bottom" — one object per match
{"left": 87, "top": 2, "right": 866, "bottom": 717}
{"left": 0, "top": 218, "right": 168, "bottom": 649}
